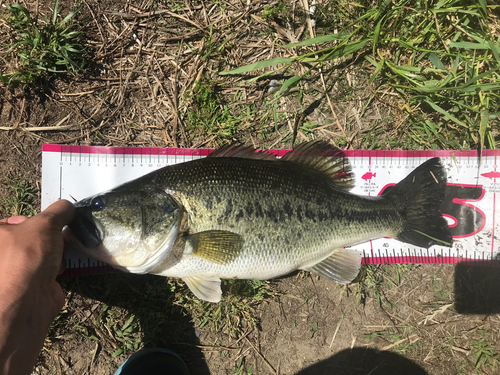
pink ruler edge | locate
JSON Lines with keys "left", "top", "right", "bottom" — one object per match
{"left": 42, "top": 144, "right": 500, "bottom": 157}
{"left": 45, "top": 144, "right": 500, "bottom": 273}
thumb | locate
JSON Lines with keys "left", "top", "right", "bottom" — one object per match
{"left": 0, "top": 216, "right": 27, "bottom": 224}
{"left": 35, "top": 200, "right": 75, "bottom": 231}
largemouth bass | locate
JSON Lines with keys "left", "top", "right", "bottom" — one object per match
{"left": 65, "top": 142, "right": 452, "bottom": 302}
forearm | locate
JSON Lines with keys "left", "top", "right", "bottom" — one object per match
{"left": 0, "top": 200, "right": 73, "bottom": 375}
{"left": 0, "top": 281, "right": 53, "bottom": 375}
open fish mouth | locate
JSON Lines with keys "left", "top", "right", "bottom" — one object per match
{"left": 68, "top": 206, "right": 104, "bottom": 249}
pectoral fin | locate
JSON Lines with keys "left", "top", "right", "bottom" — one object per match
{"left": 183, "top": 275, "right": 222, "bottom": 303}
{"left": 185, "top": 230, "right": 244, "bottom": 264}
{"left": 303, "top": 248, "right": 362, "bottom": 284}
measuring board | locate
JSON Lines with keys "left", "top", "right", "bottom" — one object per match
{"left": 41, "top": 145, "right": 500, "bottom": 276}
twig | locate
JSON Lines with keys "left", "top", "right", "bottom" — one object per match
{"left": 14, "top": 98, "right": 25, "bottom": 129}
{"left": 57, "top": 90, "right": 98, "bottom": 96}
{"left": 85, "top": 342, "right": 100, "bottom": 375}
{"left": 163, "top": 29, "right": 202, "bottom": 43}
{"left": 106, "top": 9, "right": 204, "bottom": 30}
{"left": 250, "top": 14, "right": 298, "bottom": 43}
{"left": 152, "top": 59, "right": 179, "bottom": 147}
{"left": 2, "top": 112, "right": 71, "bottom": 132}
{"left": 292, "top": 111, "right": 305, "bottom": 146}
{"left": 301, "top": 0, "right": 315, "bottom": 39}
{"left": 320, "top": 73, "right": 348, "bottom": 142}
{"left": 394, "top": 285, "right": 421, "bottom": 304}
{"left": 452, "top": 346, "right": 470, "bottom": 356}
{"left": 83, "top": 0, "right": 105, "bottom": 52}
{"left": 172, "top": 342, "right": 239, "bottom": 351}
{"left": 419, "top": 303, "right": 453, "bottom": 325}
{"left": 105, "top": 5, "right": 203, "bottom": 19}
{"left": 329, "top": 320, "right": 342, "bottom": 348}
{"left": 245, "top": 337, "right": 277, "bottom": 375}
{"left": 0, "top": 125, "right": 75, "bottom": 132}
{"left": 382, "top": 334, "right": 419, "bottom": 351}
{"left": 48, "top": 119, "right": 109, "bottom": 144}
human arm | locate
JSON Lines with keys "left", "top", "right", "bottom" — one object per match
{"left": 0, "top": 200, "right": 75, "bottom": 375}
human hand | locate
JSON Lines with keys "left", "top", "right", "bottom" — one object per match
{"left": 0, "top": 200, "right": 75, "bottom": 375}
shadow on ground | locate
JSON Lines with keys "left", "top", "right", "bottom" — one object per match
{"left": 296, "top": 347, "right": 428, "bottom": 375}
{"left": 454, "top": 262, "right": 500, "bottom": 314}
{"left": 61, "top": 273, "right": 211, "bottom": 375}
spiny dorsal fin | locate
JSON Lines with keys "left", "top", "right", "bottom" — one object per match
{"left": 281, "top": 141, "right": 355, "bottom": 191}
{"left": 302, "top": 248, "right": 362, "bottom": 284}
{"left": 208, "top": 144, "right": 277, "bottom": 160}
{"left": 185, "top": 230, "right": 244, "bottom": 264}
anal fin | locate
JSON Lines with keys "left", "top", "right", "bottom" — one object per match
{"left": 303, "top": 248, "right": 362, "bottom": 284}
{"left": 183, "top": 275, "right": 222, "bottom": 303}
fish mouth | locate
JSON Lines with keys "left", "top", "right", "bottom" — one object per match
{"left": 68, "top": 205, "right": 104, "bottom": 249}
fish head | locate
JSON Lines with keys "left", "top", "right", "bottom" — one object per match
{"left": 65, "top": 186, "right": 184, "bottom": 274}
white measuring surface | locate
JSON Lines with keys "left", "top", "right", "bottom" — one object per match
{"left": 41, "top": 145, "right": 500, "bottom": 275}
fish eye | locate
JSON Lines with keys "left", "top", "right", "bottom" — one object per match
{"left": 90, "top": 196, "right": 106, "bottom": 211}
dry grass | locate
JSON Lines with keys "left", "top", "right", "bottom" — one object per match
{"left": 0, "top": 0, "right": 499, "bottom": 374}
{"left": 0, "top": 0, "right": 415, "bottom": 152}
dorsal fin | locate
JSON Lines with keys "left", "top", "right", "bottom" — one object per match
{"left": 208, "top": 144, "right": 277, "bottom": 160}
{"left": 281, "top": 141, "right": 355, "bottom": 191}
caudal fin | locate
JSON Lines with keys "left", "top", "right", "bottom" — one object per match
{"left": 384, "top": 158, "right": 452, "bottom": 248}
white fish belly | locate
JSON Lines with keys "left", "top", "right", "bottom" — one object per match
{"left": 154, "top": 231, "right": 377, "bottom": 280}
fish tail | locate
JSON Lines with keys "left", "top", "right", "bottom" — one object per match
{"left": 385, "top": 158, "right": 452, "bottom": 248}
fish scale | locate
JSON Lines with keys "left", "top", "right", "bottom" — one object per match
{"left": 154, "top": 158, "right": 395, "bottom": 273}
{"left": 66, "top": 142, "right": 452, "bottom": 302}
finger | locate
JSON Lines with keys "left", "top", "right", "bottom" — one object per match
{"left": 0, "top": 216, "right": 28, "bottom": 224}
{"left": 34, "top": 200, "right": 75, "bottom": 230}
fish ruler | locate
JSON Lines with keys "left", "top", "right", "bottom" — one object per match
{"left": 41, "top": 145, "right": 500, "bottom": 276}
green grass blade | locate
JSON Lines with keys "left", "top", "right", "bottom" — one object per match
{"left": 52, "top": 0, "right": 59, "bottom": 25}
{"left": 428, "top": 53, "right": 446, "bottom": 70}
{"left": 272, "top": 104, "right": 278, "bottom": 133}
{"left": 449, "top": 41, "right": 489, "bottom": 50}
{"left": 475, "top": 0, "right": 488, "bottom": 20}
{"left": 322, "top": 39, "right": 370, "bottom": 61}
{"left": 451, "top": 54, "right": 460, "bottom": 75}
{"left": 487, "top": 132, "right": 496, "bottom": 150}
{"left": 368, "top": 57, "right": 385, "bottom": 84}
{"left": 373, "top": 19, "right": 383, "bottom": 55}
{"left": 463, "top": 67, "right": 500, "bottom": 87}
{"left": 413, "top": 230, "right": 452, "bottom": 247}
{"left": 424, "top": 99, "right": 467, "bottom": 128}
{"left": 58, "top": 7, "right": 81, "bottom": 28}
{"left": 281, "top": 33, "right": 351, "bottom": 48}
{"left": 7, "top": 3, "right": 32, "bottom": 22}
{"left": 277, "top": 75, "right": 301, "bottom": 96}
{"left": 365, "top": 56, "right": 377, "bottom": 67}
{"left": 479, "top": 109, "right": 489, "bottom": 158}
{"left": 219, "top": 57, "right": 292, "bottom": 75}
{"left": 488, "top": 39, "right": 500, "bottom": 63}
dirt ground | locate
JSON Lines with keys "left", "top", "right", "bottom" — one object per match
{"left": 1, "top": 0, "right": 499, "bottom": 374}
{"left": 27, "top": 261, "right": 500, "bottom": 375}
